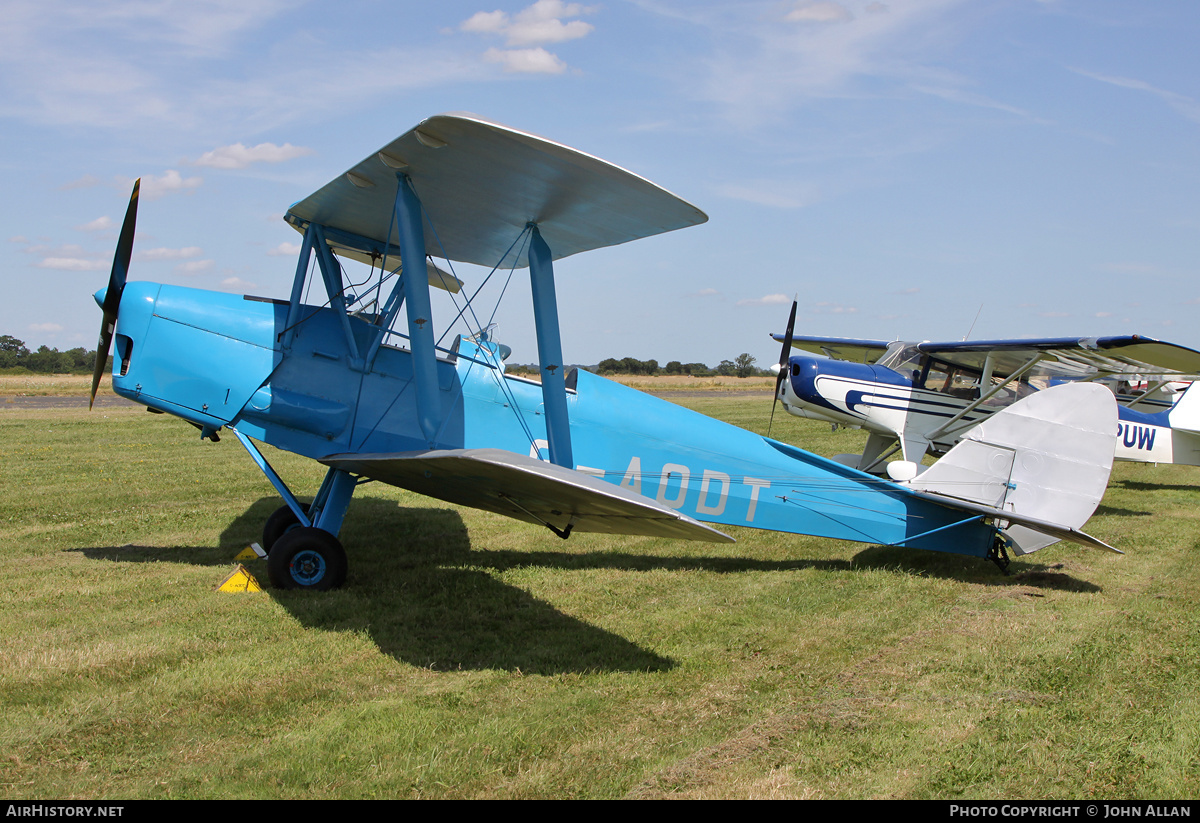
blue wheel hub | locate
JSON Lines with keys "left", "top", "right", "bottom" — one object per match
{"left": 290, "top": 549, "right": 327, "bottom": 586}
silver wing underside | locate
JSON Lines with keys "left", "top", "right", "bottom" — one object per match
{"left": 320, "top": 448, "right": 734, "bottom": 544}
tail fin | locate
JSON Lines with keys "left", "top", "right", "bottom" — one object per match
{"left": 1167, "top": 382, "right": 1200, "bottom": 433}
{"left": 905, "top": 383, "right": 1117, "bottom": 555}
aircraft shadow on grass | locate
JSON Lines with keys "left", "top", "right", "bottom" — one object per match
{"left": 1093, "top": 503, "right": 1154, "bottom": 517}
{"left": 1110, "top": 479, "right": 1200, "bottom": 494}
{"left": 73, "top": 494, "right": 1101, "bottom": 673}
{"left": 73, "top": 498, "right": 667, "bottom": 674}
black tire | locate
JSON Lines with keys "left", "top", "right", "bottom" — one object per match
{"left": 267, "top": 527, "right": 348, "bottom": 591}
{"left": 262, "top": 504, "right": 308, "bottom": 552}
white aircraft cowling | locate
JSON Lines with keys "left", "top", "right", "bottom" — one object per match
{"left": 905, "top": 383, "right": 1117, "bottom": 555}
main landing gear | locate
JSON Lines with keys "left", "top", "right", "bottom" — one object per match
{"left": 232, "top": 429, "right": 360, "bottom": 591}
{"left": 267, "top": 526, "right": 348, "bottom": 591}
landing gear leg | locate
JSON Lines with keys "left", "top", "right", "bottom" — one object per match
{"left": 987, "top": 535, "right": 1012, "bottom": 575}
{"left": 231, "top": 429, "right": 358, "bottom": 590}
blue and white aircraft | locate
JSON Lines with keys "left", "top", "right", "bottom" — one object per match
{"left": 770, "top": 325, "right": 1200, "bottom": 475}
{"left": 92, "top": 114, "right": 1122, "bottom": 585}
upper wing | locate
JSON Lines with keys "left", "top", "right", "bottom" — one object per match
{"left": 916, "top": 335, "right": 1200, "bottom": 379}
{"left": 286, "top": 113, "right": 708, "bottom": 269}
{"left": 320, "top": 447, "right": 734, "bottom": 543}
{"left": 769, "top": 334, "right": 893, "bottom": 364}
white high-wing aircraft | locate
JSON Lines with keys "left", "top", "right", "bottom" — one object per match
{"left": 769, "top": 325, "right": 1200, "bottom": 479}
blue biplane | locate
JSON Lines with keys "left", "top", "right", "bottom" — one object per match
{"left": 92, "top": 114, "right": 1121, "bottom": 586}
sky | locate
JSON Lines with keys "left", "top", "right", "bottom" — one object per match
{"left": 2, "top": 0, "right": 1199, "bottom": 369}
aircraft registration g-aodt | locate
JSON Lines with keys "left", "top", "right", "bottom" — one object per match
{"left": 91, "top": 113, "right": 1123, "bottom": 589}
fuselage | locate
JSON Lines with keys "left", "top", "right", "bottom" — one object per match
{"left": 106, "top": 281, "right": 1005, "bottom": 557}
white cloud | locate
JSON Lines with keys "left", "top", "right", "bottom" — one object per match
{"left": 463, "top": 1, "right": 595, "bottom": 46}
{"left": 267, "top": 242, "right": 302, "bottom": 256}
{"left": 136, "top": 246, "right": 203, "bottom": 261}
{"left": 192, "top": 142, "right": 315, "bottom": 169}
{"left": 785, "top": 2, "right": 854, "bottom": 24}
{"left": 812, "top": 302, "right": 858, "bottom": 314}
{"left": 1073, "top": 69, "right": 1200, "bottom": 125}
{"left": 505, "top": 1, "right": 595, "bottom": 47}
{"left": 462, "top": 10, "right": 509, "bottom": 35}
{"left": 9, "top": 235, "right": 27, "bottom": 243}
{"left": 911, "top": 83, "right": 1038, "bottom": 120}
{"left": 718, "top": 181, "right": 820, "bottom": 209}
{"left": 129, "top": 170, "right": 203, "bottom": 200}
{"left": 221, "top": 276, "right": 257, "bottom": 290}
{"left": 60, "top": 175, "right": 101, "bottom": 191}
{"left": 463, "top": 1, "right": 594, "bottom": 74}
{"left": 737, "top": 293, "right": 791, "bottom": 306}
{"left": 0, "top": 3, "right": 485, "bottom": 135}
{"left": 76, "top": 216, "right": 114, "bottom": 232}
{"left": 29, "top": 322, "right": 63, "bottom": 333}
{"left": 670, "top": 0, "right": 977, "bottom": 125}
{"left": 484, "top": 47, "right": 566, "bottom": 74}
{"left": 175, "top": 259, "right": 214, "bottom": 274}
{"left": 35, "top": 257, "right": 108, "bottom": 271}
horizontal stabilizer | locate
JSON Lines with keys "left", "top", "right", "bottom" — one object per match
{"left": 320, "top": 448, "right": 735, "bottom": 543}
{"left": 906, "top": 383, "right": 1118, "bottom": 555}
{"left": 905, "top": 489, "right": 1120, "bottom": 554}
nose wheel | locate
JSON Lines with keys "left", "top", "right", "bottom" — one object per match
{"left": 267, "top": 527, "right": 348, "bottom": 590}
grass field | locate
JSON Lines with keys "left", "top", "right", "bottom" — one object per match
{"left": 1, "top": 376, "right": 1198, "bottom": 798}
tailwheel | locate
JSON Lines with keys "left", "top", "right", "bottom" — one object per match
{"left": 267, "top": 527, "right": 348, "bottom": 591}
{"left": 262, "top": 504, "right": 309, "bottom": 553}
{"left": 987, "top": 535, "right": 1012, "bottom": 575}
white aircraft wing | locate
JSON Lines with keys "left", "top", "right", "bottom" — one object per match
{"left": 916, "top": 336, "right": 1200, "bottom": 380}
{"left": 770, "top": 334, "right": 893, "bottom": 364}
{"left": 286, "top": 112, "right": 708, "bottom": 269}
{"left": 770, "top": 333, "right": 1200, "bottom": 379}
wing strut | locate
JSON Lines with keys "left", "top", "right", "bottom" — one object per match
{"left": 528, "top": 225, "right": 574, "bottom": 469}
{"left": 393, "top": 173, "right": 442, "bottom": 444}
{"left": 924, "top": 353, "right": 1044, "bottom": 442}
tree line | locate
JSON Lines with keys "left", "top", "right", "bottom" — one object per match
{"left": 0, "top": 335, "right": 103, "bottom": 374}
{"left": 1, "top": 332, "right": 769, "bottom": 380}
{"left": 593, "top": 353, "right": 766, "bottom": 378}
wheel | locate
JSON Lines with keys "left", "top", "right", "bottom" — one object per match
{"left": 267, "top": 527, "right": 348, "bottom": 591}
{"left": 262, "top": 504, "right": 309, "bottom": 552}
